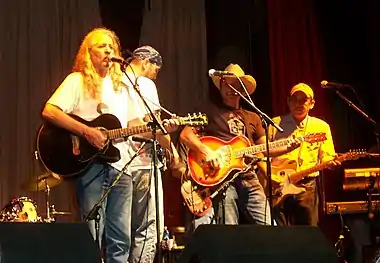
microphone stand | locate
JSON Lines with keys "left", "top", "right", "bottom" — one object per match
{"left": 121, "top": 65, "right": 168, "bottom": 263}
{"left": 334, "top": 90, "right": 379, "bottom": 151}
{"left": 225, "top": 79, "right": 283, "bottom": 226}
{"left": 84, "top": 142, "right": 146, "bottom": 250}
{"left": 334, "top": 88, "right": 380, "bottom": 260}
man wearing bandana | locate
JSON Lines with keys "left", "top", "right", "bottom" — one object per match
{"left": 123, "top": 46, "right": 178, "bottom": 263}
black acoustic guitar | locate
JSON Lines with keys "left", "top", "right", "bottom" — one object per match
{"left": 36, "top": 113, "right": 207, "bottom": 177}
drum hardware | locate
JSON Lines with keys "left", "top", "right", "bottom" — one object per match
{"left": 0, "top": 197, "right": 41, "bottom": 222}
{"left": 44, "top": 178, "right": 53, "bottom": 223}
{"left": 20, "top": 171, "right": 65, "bottom": 222}
{"left": 49, "top": 205, "right": 71, "bottom": 216}
{"left": 21, "top": 172, "right": 62, "bottom": 192}
{"left": 38, "top": 174, "right": 68, "bottom": 222}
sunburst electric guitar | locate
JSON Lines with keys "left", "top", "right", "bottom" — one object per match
{"left": 188, "top": 133, "right": 327, "bottom": 187}
{"left": 183, "top": 133, "right": 327, "bottom": 216}
{"left": 37, "top": 113, "right": 208, "bottom": 177}
{"left": 181, "top": 162, "right": 254, "bottom": 217}
{"left": 271, "top": 149, "right": 369, "bottom": 207}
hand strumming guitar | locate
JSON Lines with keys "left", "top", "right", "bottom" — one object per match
{"left": 199, "top": 145, "right": 221, "bottom": 171}
{"left": 83, "top": 126, "right": 107, "bottom": 149}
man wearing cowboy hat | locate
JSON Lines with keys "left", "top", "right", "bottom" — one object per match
{"left": 179, "top": 64, "right": 299, "bottom": 227}
{"left": 269, "top": 83, "right": 339, "bottom": 226}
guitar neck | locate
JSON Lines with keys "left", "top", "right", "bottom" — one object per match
{"left": 289, "top": 155, "right": 350, "bottom": 184}
{"left": 289, "top": 161, "right": 333, "bottom": 184}
{"left": 105, "top": 115, "right": 206, "bottom": 140}
{"left": 234, "top": 137, "right": 294, "bottom": 158}
{"left": 106, "top": 124, "right": 153, "bottom": 140}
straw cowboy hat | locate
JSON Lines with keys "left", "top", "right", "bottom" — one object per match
{"left": 210, "top": 64, "right": 257, "bottom": 95}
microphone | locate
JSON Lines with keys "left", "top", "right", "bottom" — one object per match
{"left": 321, "top": 80, "right": 350, "bottom": 89}
{"left": 110, "top": 56, "right": 129, "bottom": 66}
{"left": 208, "top": 69, "right": 234, "bottom": 77}
{"left": 96, "top": 103, "right": 109, "bottom": 114}
{"left": 131, "top": 136, "right": 153, "bottom": 143}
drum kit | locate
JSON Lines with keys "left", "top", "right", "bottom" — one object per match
{"left": 0, "top": 169, "right": 71, "bottom": 223}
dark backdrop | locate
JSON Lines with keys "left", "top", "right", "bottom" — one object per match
{"left": 1, "top": 0, "right": 380, "bottom": 249}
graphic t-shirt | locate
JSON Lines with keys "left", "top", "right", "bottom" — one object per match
{"left": 196, "top": 101, "right": 265, "bottom": 142}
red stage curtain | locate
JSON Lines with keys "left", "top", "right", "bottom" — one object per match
{"left": 267, "top": 0, "right": 326, "bottom": 118}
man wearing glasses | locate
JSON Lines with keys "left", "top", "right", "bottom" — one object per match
{"left": 269, "top": 83, "right": 339, "bottom": 227}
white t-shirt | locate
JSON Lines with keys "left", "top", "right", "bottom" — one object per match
{"left": 47, "top": 72, "right": 133, "bottom": 172}
{"left": 123, "top": 72, "right": 162, "bottom": 171}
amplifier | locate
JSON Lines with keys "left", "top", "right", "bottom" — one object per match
{"left": 344, "top": 167, "right": 380, "bottom": 178}
{"left": 343, "top": 168, "right": 380, "bottom": 191}
{"left": 326, "top": 201, "right": 380, "bottom": 215}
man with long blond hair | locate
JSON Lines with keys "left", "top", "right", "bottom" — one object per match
{"left": 42, "top": 28, "right": 179, "bottom": 263}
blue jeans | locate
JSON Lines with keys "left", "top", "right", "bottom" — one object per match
{"left": 192, "top": 172, "right": 272, "bottom": 228}
{"left": 76, "top": 163, "right": 132, "bottom": 263}
{"left": 129, "top": 168, "right": 163, "bottom": 263}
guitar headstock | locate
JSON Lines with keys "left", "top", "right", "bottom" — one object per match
{"left": 303, "top": 132, "right": 327, "bottom": 144}
{"left": 339, "top": 149, "right": 368, "bottom": 161}
{"left": 179, "top": 113, "right": 208, "bottom": 127}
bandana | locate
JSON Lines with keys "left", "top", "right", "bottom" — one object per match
{"left": 129, "top": 45, "right": 163, "bottom": 67}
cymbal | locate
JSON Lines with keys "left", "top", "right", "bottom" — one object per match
{"left": 21, "top": 172, "right": 62, "bottom": 191}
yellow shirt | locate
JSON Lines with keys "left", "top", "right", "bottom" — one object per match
{"left": 269, "top": 114, "right": 336, "bottom": 177}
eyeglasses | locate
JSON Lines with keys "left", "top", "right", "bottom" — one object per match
{"left": 289, "top": 96, "right": 312, "bottom": 105}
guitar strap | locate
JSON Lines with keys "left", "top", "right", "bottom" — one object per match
{"left": 296, "top": 115, "right": 310, "bottom": 168}
{"left": 240, "top": 109, "right": 255, "bottom": 145}
{"left": 240, "top": 109, "right": 269, "bottom": 188}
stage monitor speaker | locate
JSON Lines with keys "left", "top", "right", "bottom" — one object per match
{"left": 178, "top": 225, "right": 339, "bottom": 263}
{"left": 0, "top": 222, "right": 101, "bottom": 263}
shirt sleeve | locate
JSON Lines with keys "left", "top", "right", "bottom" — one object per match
{"left": 46, "top": 72, "right": 81, "bottom": 113}
{"left": 318, "top": 122, "right": 336, "bottom": 162}
{"left": 136, "top": 77, "right": 161, "bottom": 115}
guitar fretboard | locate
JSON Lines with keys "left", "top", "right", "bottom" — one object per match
{"left": 289, "top": 153, "right": 364, "bottom": 184}
{"left": 234, "top": 137, "right": 295, "bottom": 158}
{"left": 105, "top": 115, "right": 207, "bottom": 140}
{"left": 289, "top": 161, "right": 335, "bottom": 184}
{"left": 106, "top": 125, "right": 153, "bottom": 140}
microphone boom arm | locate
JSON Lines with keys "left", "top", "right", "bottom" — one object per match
{"left": 335, "top": 89, "right": 380, "bottom": 154}
{"left": 335, "top": 90, "right": 377, "bottom": 126}
{"left": 226, "top": 81, "right": 283, "bottom": 132}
